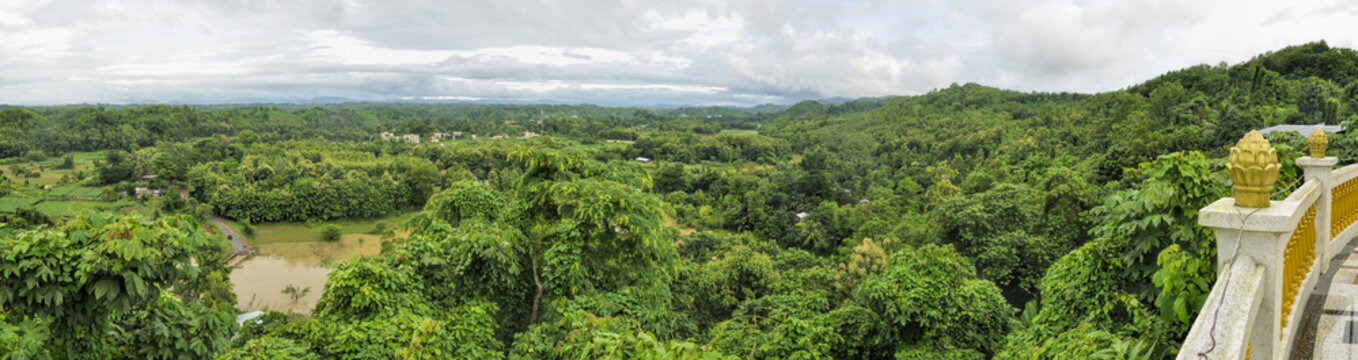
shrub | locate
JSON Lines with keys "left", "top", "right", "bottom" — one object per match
{"left": 321, "top": 225, "right": 342, "bottom": 241}
{"left": 240, "top": 219, "right": 255, "bottom": 237}
{"left": 54, "top": 155, "right": 75, "bottom": 170}
{"left": 23, "top": 150, "right": 46, "bottom": 162}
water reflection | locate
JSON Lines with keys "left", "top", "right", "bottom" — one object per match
{"left": 231, "top": 234, "right": 383, "bottom": 313}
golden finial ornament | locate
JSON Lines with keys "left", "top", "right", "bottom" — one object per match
{"left": 1228, "top": 130, "right": 1281, "bottom": 207}
{"left": 1308, "top": 128, "right": 1329, "bottom": 158}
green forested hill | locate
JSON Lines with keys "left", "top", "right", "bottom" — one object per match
{"left": 1, "top": 42, "right": 1357, "bottom": 359}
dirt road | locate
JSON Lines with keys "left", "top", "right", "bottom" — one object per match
{"left": 206, "top": 213, "right": 250, "bottom": 257}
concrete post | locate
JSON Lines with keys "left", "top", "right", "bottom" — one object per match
{"left": 1297, "top": 156, "right": 1337, "bottom": 264}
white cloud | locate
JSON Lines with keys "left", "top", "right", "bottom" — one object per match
{"left": 0, "top": 0, "right": 1355, "bottom": 106}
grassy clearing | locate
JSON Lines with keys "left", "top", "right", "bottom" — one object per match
{"left": 0, "top": 196, "right": 40, "bottom": 212}
{"left": 32, "top": 201, "right": 71, "bottom": 218}
{"left": 249, "top": 210, "right": 419, "bottom": 245}
{"left": 252, "top": 223, "right": 319, "bottom": 244}
{"left": 0, "top": 151, "right": 103, "bottom": 186}
{"left": 47, "top": 186, "right": 102, "bottom": 198}
{"left": 718, "top": 129, "right": 758, "bottom": 136}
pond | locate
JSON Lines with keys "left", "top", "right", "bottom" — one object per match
{"left": 231, "top": 234, "right": 383, "bottom": 313}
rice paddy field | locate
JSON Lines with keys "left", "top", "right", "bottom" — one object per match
{"left": 0, "top": 151, "right": 143, "bottom": 218}
{"left": 0, "top": 151, "right": 103, "bottom": 187}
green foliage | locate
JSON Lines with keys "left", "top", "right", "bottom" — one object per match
{"left": 190, "top": 149, "right": 439, "bottom": 222}
{"left": 0, "top": 313, "right": 49, "bottom": 360}
{"left": 218, "top": 336, "right": 319, "bottom": 360}
{"left": 314, "top": 257, "right": 429, "bottom": 321}
{"left": 1151, "top": 245, "right": 1212, "bottom": 326}
{"left": 682, "top": 245, "right": 778, "bottom": 328}
{"left": 232, "top": 303, "right": 504, "bottom": 359}
{"left": 408, "top": 180, "right": 506, "bottom": 228}
{"left": 1005, "top": 152, "right": 1226, "bottom": 358}
{"left": 320, "top": 224, "right": 342, "bottom": 241}
{"left": 282, "top": 284, "right": 312, "bottom": 303}
{"left": 997, "top": 238, "right": 1150, "bottom": 358}
{"left": 4, "top": 43, "right": 1357, "bottom": 358}
{"left": 706, "top": 291, "right": 842, "bottom": 359}
{"left": 112, "top": 292, "right": 238, "bottom": 359}
{"left": 853, "top": 244, "right": 1017, "bottom": 357}
{"left": 932, "top": 184, "right": 1068, "bottom": 295}
{"left": 0, "top": 212, "right": 229, "bottom": 358}
{"left": 1088, "top": 152, "right": 1225, "bottom": 293}
{"left": 998, "top": 322, "right": 1153, "bottom": 360}
{"left": 512, "top": 296, "right": 726, "bottom": 359}
{"left": 240, "top": 218, "right": 254, "bottom": 236}
{"left": 96, "top": 150, "right": 139, "bottom": 185}
{"left": 629, "top": 131, "right": 790, "bottom": 164}
{"left": 23, "top": 150, "right": 46, "bottom": 163}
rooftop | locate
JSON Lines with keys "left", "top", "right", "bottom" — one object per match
{"left": 1256, "top": 123, "right": 1344, "bottom": 136}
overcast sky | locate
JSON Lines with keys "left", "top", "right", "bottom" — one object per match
{"left": 1, "top": 0, "right": 1356, "bottom": 106}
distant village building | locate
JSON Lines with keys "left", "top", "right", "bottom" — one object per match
{"left": 635, "top": 157, "right": 652, "bottom": 163}
{"left": 522, "top": 131, "right": 540, "bottom": 139}
{"left": 1256, "top": 123, "right": 1344, "bottom": 136}
{"left": 379, "top": 132, "right": 422, "bottom": 143}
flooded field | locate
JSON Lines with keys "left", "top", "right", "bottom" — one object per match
{"left": 231, "top": 234, "right": 383, "bottom": 313}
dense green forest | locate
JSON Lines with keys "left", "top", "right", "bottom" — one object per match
{"left": 3, "top": 42, "right": 1358, "bottom": 359}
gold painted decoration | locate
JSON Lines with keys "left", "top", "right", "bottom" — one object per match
{"left": 1281, "top": 204, "right": 1317, "bottom": 334}
{"left": 1309, "top": 128, "right": 1329, "bottom": 158}
{"left": 1227, "top": 130, "right": 1281, "bottom": 208}
{"left": 1335, "top": 177, "right": 1358, "bottom": 240}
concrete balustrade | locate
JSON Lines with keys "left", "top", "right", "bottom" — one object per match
{"left": 1180, "top": 148, "right": 1358, "bottom": 359}
{"left": 1189, "top": 178, "right": 1322, "bottom": 359}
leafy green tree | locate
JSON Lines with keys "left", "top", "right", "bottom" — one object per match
{"left": 707, "top": 291, "right": 842, "bottom": 359}
{"left": 112, "top": 292, "right": 237, "bottom": 359}
{"left": 1297, "top": 76, "right": 1329, "bottom": 122}
{"left": 218, "top": 336, "right": 319, "bottom": 360}
{"left": 97, "top": 150, "right": 138, "bottom": 185}
{"left": 0, "top": 212, "right": 230, "bottom": 358}
{"left": 854, "top": 244, "right": 1017, "bottom": 357}
{"left": 933, "top": 184, "right": 1066, "bottom": 295}
{"left": 23, "top": 150, "right": 46, "bottom": 162}
{"left": 654, "top": 163, "right": 689, "bottom": 194}
{"left": 233, "top": 304, "right": 503, "bottom": 359}
{"left": 1324, "top": 97, "right": 1341, "bottom": 124}
{"left": 55, "top": 155, "right": 75, "bottom": 170}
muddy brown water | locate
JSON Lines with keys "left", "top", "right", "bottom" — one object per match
{"left": 231, "top": 234, "right": 383, "bottom": 313}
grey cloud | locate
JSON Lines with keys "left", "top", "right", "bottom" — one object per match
{"left": 1, "top": 0, "right": 1356, "bottom": 106}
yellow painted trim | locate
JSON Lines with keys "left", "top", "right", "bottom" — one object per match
{"left": 1282, "top": 204, "right": 1317, "bottom": 333}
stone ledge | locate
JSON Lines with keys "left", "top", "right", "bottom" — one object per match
{"left": 1178, "top": 257, "right": 1265, "bottom": 360}
{"left": 1199, "top": 195, "right": 1316, "bottom": 234}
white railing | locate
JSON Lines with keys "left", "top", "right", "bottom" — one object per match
{"left": 1180, "top": 156, "right": 1343, "bottom": 359}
